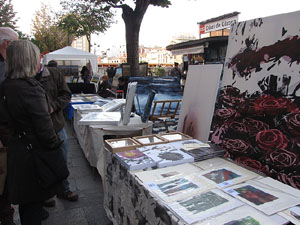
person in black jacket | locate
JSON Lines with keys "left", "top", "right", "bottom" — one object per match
{"left": 97, "top": 75, "right": 114, "bottom": 98}
{"left": 0, "top": 26, "right": 18, "bottom": 225}
{"left": 80, "top": 66, "right": 91, "bottom": 83}
{"left": 1, "top": 40, "right": 65, "bottom": 225}
{"left": 36, "top": 60, "right": 78, "bottom": 204}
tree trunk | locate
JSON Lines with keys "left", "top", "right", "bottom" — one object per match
{"left": 124, "top": 19, "right": 140, "bottom": 77}
{"left": 87, "top": 34, "right": 91, "bottom": 53}
{"left": 121, "top": 1, "right": 149, "bottom": 77}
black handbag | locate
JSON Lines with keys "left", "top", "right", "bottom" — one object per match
{"left": 19, "top": 132, "right": 70, "bottom": 189}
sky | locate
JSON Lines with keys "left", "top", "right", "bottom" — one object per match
{"left": 11, "top": 0, "right": 300, "bottom": 51}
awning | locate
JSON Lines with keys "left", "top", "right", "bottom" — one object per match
{"left": 170, "top": 46, "right": 204, "bottom": 55}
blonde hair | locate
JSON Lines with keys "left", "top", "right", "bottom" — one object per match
{"left": 5, "top": 40, "right": 40, "bottom": 79}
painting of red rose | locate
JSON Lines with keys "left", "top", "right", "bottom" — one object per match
{"left": 210, "top": 11, "right": 300, "bottom": 189}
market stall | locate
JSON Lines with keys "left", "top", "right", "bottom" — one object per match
{"left": 101, "top": 134, "right": 299, "bottom": 225}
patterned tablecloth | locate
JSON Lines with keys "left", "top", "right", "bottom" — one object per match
{"left": 103, "top": 148, "right": 184, "bottom": 225}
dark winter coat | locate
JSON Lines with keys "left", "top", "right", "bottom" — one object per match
{"left": 97, "top": 80, "right": 113, "bottom": 98}
{"left": 1, "top": 77, "right": 62, "bottom": 204}
{"left": 36, "top": 67, "right": 71, "bottom": 132}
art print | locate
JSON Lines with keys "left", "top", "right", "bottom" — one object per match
{"left": 115, "top": 150, "right": 155, "bottom": 171}
{"left": 210, "top": 11, "right": 300, "bottom": 189}
{"left": 146, "top": 173, "right": 214, "bottom": 203}
{"left": 168, "top": 189, "right": 243, "bottom": 224}
{"left": 118, "top": 150, "right": 144, "bottom": 159}
{"left": 134, "top": 163, "right": 201, "bottom": 183}
{"left": 229, "top": 180, "right": 300, "bottom": 215}
{"left": 138, "top": 143, "right": 194, "bottom": 168}
{"left": 234, "top": 185, "right": 277, "bottom": 205}
{"left": 278, "top": 204, "right": 300, "bottom": 225}
{"left": 198, "top": 164, "right": 258, "bottom": 187}
{"left": 179, "top": 191, "right": 228, "bottom": 214}
{"left": 223, "top": 216, "right": 260, "bottom": 225}
{"left": 161, "top": 171, "right": 180, "bottom": 178}
{"left": 170, "top": 139, "right": 205, "bottom": 151}
{"left": 196, "top": 205, "right": 276, "bottom": 225}
{"left": 203, "top": 168, "right": 241, "bottom": 184}
{"left": 157, "top": 178, "right": 199, "bottom": 196}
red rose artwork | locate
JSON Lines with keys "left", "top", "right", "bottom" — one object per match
{"left": 211, "top": 85, "right": 300, "bottom": 189}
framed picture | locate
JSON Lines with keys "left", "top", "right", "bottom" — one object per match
{"left": 133, "top": 134, "right": 168, "bottom": 146}
{"left": 104, "top": 138, "right": 141, "bottom": 153}
{"left": 159, "top": 131, "right": 192, "bottom": 142}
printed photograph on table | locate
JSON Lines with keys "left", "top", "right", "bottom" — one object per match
{"left": 134, "top": 163, "right": 202, "bottom": 183}
{"left": 278, "top": 204, "right": 300, "bottom": 225}
{"left": 115, "top": 149, "right": 156, "bottom": 171}
{"left": 146, "top": 173, "right": 214, "bottom": 203}
{"left": 196, "top": 205, "right": 276, "bottom": 225}
{"left": 228, "top": 180, "right": 300, "bottom": 215}
{"left": 169, "top": 139, "right": 206, "bottom": 151}
{"left": 199, "top": 164, "right": 258, "bottom": 188}
{"left": 234, "top": 185, "right": 278, "bottom": 205}
{"left": 169, "top": 139, "right": 225, "bottom": 161}
{"left": 209, "top": 11, "right": 300, "bottom": 189}
{"left": 194, "top": 157, "right": 229, "bottom": 170}
{"left": 168, "top": 188, "right": 243, "bottom": 224}
{"left": 223, "top": 216, "right": 260, "bottom": 225}
{"left": 138, "top": 143, "right": 194, "bottom": 168}
{"left": 203, "top": 168, "right": 241, "bottom": 184}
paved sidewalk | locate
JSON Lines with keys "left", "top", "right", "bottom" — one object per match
{"left": 13, "top": 120, "right": 112, "bottom": 225}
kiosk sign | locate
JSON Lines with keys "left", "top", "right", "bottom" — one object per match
{"left": 200, "top": 15, "right": 238, "bottom": 34}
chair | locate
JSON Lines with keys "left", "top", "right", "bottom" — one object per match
{"left": 150, "top": 99, "right": 181, "bottom": 133}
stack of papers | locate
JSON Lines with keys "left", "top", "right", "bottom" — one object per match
{"left": 99, "top": 99, "right": 126, "bottom": 112}
{"left": 138, "top": 143, "right": 194, "bottom": 168}
{"left": 170, "top": 139, "right": 225, "bottom": 161}
{"left": 115, "top": 149, "right": 156, "bottom": 171}
{"left": 78, "top": 112, "right": 121, "bottom": 125}
{"left": 72, "top": 104, "right": 102, "bottom": 113}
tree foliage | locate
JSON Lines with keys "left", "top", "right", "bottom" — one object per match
{"left": 31, "top": 3, "right": 71, "bottom": 53}
{"left": 87, "top": 0, "right": 171, "bottom": 76}
{"left": 0, "top": 0, "right": 19, "bottom": 29}
{"left": 59, "top": 0, "right": 114, "bottom": 52}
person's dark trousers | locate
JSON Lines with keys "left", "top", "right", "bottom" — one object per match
{"left": 19, "top": 202, "right": 43, "bottom": 225}
{"left": 0, "top": 194, "right": 14, "bottom": 224}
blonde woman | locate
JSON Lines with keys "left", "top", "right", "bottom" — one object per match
{"left": 1, "top": 40, "right": 64, "bottom": 225}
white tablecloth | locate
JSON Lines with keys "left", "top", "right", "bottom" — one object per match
{"left": 73, "top": 110, "right": 153, "bottom": 178}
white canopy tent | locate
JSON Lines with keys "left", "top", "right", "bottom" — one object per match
{"left": 43, "top": 46, "right": 98, "bottom": 73}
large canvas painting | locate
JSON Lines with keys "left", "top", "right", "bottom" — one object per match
{"left": 177, "top": 65, "right": 223, "bottom": 142}
{"left": 211, "top": 11, "right": 300, "bottom": 189}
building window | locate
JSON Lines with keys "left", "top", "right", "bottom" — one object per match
{"left": 210, "top": 30, "right": 223, "bottom": 37}
{"left": 223, "top": 29, "right": 230, "bottom": 36}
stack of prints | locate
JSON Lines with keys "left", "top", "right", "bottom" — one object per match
{"left": 115, "top": 150, "right": 156, "bottom": 171}
{"left": 170, "top": 139, "right": 225, "bottom": 161}
{"left": 78, "top": 112, "right": 121, "bottom": 125}
{"left": 138, "top": 143, "right": 194, "bottom": 168}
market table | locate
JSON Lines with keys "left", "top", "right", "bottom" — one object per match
{"left": 73, "top": 110, "right": 152, "bottom": 175}
{"left": 101, "top": 148, "right": 298, "bottom": 225}
{"left": 102, "top": 147, "right": 183, "bottom": 225}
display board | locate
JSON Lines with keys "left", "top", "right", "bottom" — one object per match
{"left": 177, "top": 65, "right": 223, "bottom": 142}
{"left": 210, "top": 11, "right": 300, "bottom": 189}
